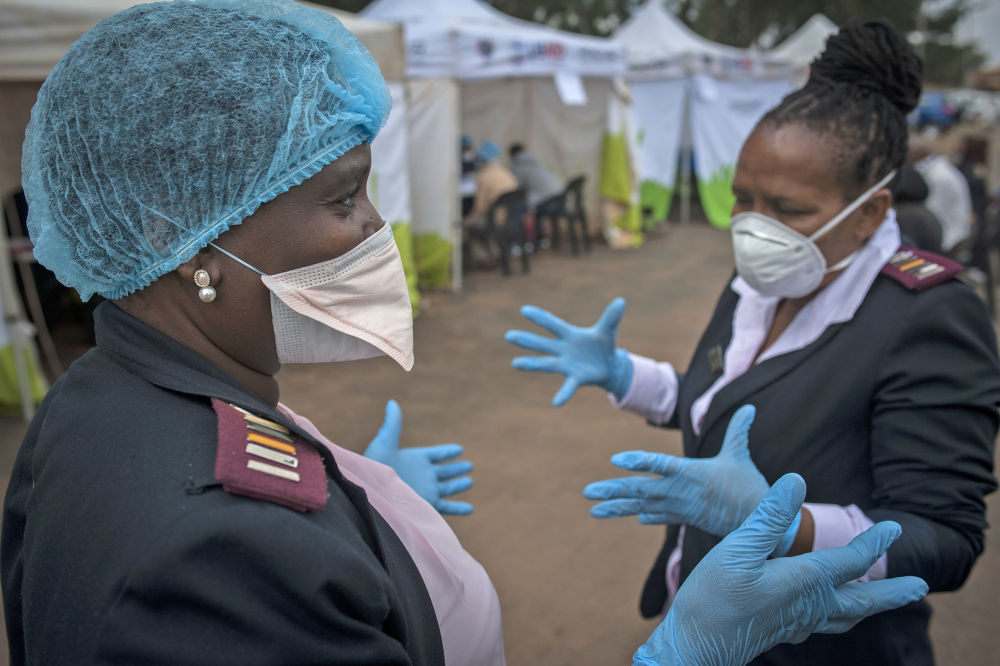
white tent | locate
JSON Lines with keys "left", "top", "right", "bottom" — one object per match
{"left": 770, "top": 14, "right": 838, "bottom": 72}
{"left": 0, "top": 0, "right": 417, "bottom": 413}
{"left": 616, "top": 0, "right": 788, "bottom": 81}
{"left": 615, "top": 1, "right": 795, "bottom": 229}
{"left": 364, "top": 0, "right": 622, "bottom": 80}
{"left": 364, "top": 0, "right": 634, "bottom": 278}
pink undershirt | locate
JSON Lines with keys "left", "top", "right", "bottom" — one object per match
{"left": 278, "top": 404, "right": 507, "bottom": 665}
{"left": 610, "top": 213, "right": 901, "bottom": 612}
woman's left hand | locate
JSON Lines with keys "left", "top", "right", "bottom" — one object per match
{"left": 364, "top": 400, "right": 474, "bottom": 515}
{"left": 634, "top": 474, "right": 928, "bottom": 666}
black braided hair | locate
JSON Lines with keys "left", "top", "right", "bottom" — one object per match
{"left": 760, "top": 20, "right": 922, "bottom": 199}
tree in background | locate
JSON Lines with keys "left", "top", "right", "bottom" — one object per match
{"left": 317, "top": 0, "right": 370, "bottom": 13}
{"left": 313, "top": 0, "right": 985, "bottom": 86}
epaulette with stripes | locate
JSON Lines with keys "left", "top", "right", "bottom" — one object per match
{"left": 212, "top": 399, "right": 327, "bottom": 512}
{"left": 880, "top": 245, "right": 962, "bottom": 292}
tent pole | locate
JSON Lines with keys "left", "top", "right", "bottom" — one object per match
{"left": 677, "top": 77, "right": 693, "bottom": 225}
{"left": 680, "top": 142, "right": 692, "bottom": 224}
{"left": 4, "top": 196, "right": 62, "bottom": 379}
{"left": 0, "top": 201, "right": 37, "bottom": 420}
{"left": 452, "top": 215, "right": 462, "bottom": 293}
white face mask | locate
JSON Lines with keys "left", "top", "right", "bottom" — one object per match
{"left": 730, "top": 170, "right": 896, "bottom": 298}
{"left": 210, "top": 224, "right": 414, "bottom": 370}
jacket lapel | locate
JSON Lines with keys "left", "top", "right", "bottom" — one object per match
{"left": 694, "top": 322, "right": 845, "bottom": 457}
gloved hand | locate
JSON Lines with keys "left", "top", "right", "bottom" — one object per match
{"left": 505, "top": 297, "right": 633, "bottom": 406}
{"left": 364, "top": 400, "right": 474, "bottom": 515}
{"left": 585, "top": 405, "right": 801, "bottom": 552}
{"left": 634, "top": 474, "right": 928, "bottom": 666}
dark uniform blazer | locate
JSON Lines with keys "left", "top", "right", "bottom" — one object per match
{"left": 1, "top": 303, "right": 444, "bottom": 665}
{"left": 643, "top": 270, "right": 1000, "bottom": 666}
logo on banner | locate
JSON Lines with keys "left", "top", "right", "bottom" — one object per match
{"left": 477, "top": 39, "right": 495, "bottom": 59}
{"left": 510, "top": 40, "right": 566, "bottom": 65}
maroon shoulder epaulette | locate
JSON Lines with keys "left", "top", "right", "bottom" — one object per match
{"left": 880, "top": 245, "right": 962, "bottom": 292}
{"left": 212, "top": 398, "right": 327, "bottom": 512}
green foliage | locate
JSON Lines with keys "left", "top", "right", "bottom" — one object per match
{"left": 486, "top": 0, "right": 642, "bottom": 35}
{"left": 671, "top": 0, "right": 925, "bottom": 49}
{"left": 309, "top": 0, "right": 372, "bottom": 14}
{"left": 924, "top": 41, "right": 986, "bottom": 87}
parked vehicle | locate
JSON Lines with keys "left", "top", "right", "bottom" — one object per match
{"left": 910, "top": 91, "right": 962, "bottom": 131}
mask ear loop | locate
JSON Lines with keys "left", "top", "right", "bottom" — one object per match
{"left": 208, "top": 242, "right": 267, "bottom": 276}
{"left": 808, "top": 169, "right": 897, "bottom": 243}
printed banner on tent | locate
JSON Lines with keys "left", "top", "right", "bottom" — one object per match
{"left": 370, "top": 81, "right": 420, "bottom": 310}
{"left": 600, "top": 85, "right": 642, "bottom": 248}
{"left": 0, "top": 289, "right": 47, "bottom": 412}
{"left": 631, "top": 78, "right": 686, "bottom": 224}
{"left": 690, "top": 75, "right": 794, "bottom": 228}
{"left": 400, "top": 23, "right": 624, "bottom": 80}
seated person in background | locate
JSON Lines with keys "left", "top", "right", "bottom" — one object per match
{"left": 893, "top": 165, "right": 943, "bottom": 253}
{"left": 956, "top": 135, "right": 990, "bottom": 228}
{"left": 460, "top": 134, "right": 478, "bottom": 179}
{"left": 910, "top": 138, "right": 973, "bottom": 259}
{"left": 460, "top": 134, "right": 478, "bottom": 217}
{"left": 463, "top": 140, "right": 518, "bottom": 230}
{"left": 509, "top": 143, "right": 564, "bottom": 211}
{"left": 510, "top": 144, "right": 565, "bottom": 246}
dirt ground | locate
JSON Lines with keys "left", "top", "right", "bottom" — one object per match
{"left": 1, "top": 223, "right": 998, "bottom": 664}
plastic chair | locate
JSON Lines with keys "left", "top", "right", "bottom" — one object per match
{"left": 532, "top": 190, "right": 565, "bottom": 248}
{"left": 544, "top": 175, "right": 590, "bottom": 255}
{"left": 491, "top": 188, "right": 530, "bottom": 275}
{"left": 464, "top": 188, "right": 530, "bottom": 276}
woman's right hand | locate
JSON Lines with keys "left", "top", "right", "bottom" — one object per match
{"left": 583, "top": 405, "right": 779, "bottom": 539}
{"left": 505, "top": 297, "right": 633, "bottom": 406}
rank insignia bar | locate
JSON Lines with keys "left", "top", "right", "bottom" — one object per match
{"left": 880, "top": 245, "right": 961, "bottom": 292}
{"left": 211, "top": 398, "right": 328, "bottom": 512}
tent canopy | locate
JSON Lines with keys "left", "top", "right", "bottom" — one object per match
{"left": 769, "top": 14, "right": 838, "bottom": 70}
{"left": 614, "top": 0, "right": 790, "bottom": 80}
{"left": 362, "top": 0, "right": 625, "bottom": 79}
{"left": 0, "top": 0, "right": 406, "bottom": 81}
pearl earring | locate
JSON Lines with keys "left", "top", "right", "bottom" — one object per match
{"left": 193, "top": 269, "right": 216, "bottom": 302}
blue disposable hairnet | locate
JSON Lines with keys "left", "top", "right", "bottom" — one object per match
{"left": 477, "top": 141, "right": 501, "bottom": 163}
{"left": 23, "top": 0, "right": 391, "bottom": 300}
{"left": 460, "top": 134, "right": 474, "bottom": 150}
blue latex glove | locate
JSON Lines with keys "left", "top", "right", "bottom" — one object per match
{"left": 585, "top": 405, "right": 800, "bottom": 553}
{"left": 364, "top": 400, "right": 474, "bottom": 515}
{"left": 505, "top": 297, "right": 633, "bottom": 406}
{"left": 634, "top": 474, "right": 929, "bottom": 666}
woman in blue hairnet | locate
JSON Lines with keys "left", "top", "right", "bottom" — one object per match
{"left": 1, "top": 2, "right": 925, "bottom": 664}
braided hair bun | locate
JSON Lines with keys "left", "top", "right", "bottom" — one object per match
{"left": 808, "top": 21, "right": 922, "bottom": 116}
{"left": 759, "top": 20, "right": 923, "bottom": 196}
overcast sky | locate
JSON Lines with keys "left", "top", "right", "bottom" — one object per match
{"left": 956, "top": 0, "right": 1000, "bottom": 66}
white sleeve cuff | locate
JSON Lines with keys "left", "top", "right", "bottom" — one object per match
{"left": 805, "top": 503, "right": 888, "bottom": 581}
{"left": 608, "top": 352, "right": 679, "bottom": 426}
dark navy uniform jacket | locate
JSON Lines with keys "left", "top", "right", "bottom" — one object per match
{"left": 642, "top": 269, "right": 1000, "bottom": 666}
{"left": 2, "top": 303, "right": 444, "bottom": 665}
